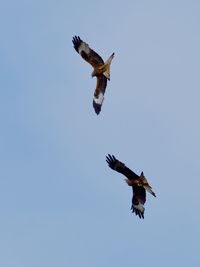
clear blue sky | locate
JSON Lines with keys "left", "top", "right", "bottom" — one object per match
{"left": 0, "top": 0, "right": 200, "bottom": 266}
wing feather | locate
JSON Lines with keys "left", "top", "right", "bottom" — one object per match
{"left": 106, "top": 154, "right": 139, "bottom": 180}
{"left": 106, "top": 154, "right": 155, "bottom": 219}
{"left": 72, "top": 36, "right": 104, "bottom": 68}
{"left": 93, "top": 75, "right": 107, "bottom": 115}
{"left": 131, "top": 186, "right": 146, "bottom": 219}
{"left": 132, "top": 186, "right": 146, "bottom": 204}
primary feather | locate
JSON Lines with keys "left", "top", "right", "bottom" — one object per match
{"left": 72, "top": 36, "right": 104, "bottom": 67}
{"left": 72, "top": 36, "right": 114, "bottom": 115}
{"left": 106, "top": 154, "right": 156, "bottom": 219}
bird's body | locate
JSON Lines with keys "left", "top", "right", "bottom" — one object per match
{"left": 106, "top": 154, "right": 156, "bottom": 219}
{"left": 72, "top": 36, "right": 114, "bottom": 115}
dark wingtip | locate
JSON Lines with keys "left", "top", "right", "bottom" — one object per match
{"left": 106, "top": 154, "right": 115, "bottom": 162}
{"left": 106, "top": 154, "right": 117, "bottom": 170}
{"left": 112, "top": 155, "right": 117, "bottom": 161}
{"left": 93, "top": 100, "right": 101, "bottom": 115}
{"left": 72, "top": 35, "right": 82, "bottom": 53}
{"left": 106, "top": 154, "right": 111, "bottom": 164}
{"left": 131, "top": 205, "right": 144, "bottom": 219}
{"left": 106, "top": 154, "right": 111, "bottom": 160}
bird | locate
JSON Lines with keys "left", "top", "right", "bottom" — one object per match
{"left": 106, "top": 154, "right": 156, "bottom": 219}
{"left": 72, "top": 36, "right": 114, "bottom": 115}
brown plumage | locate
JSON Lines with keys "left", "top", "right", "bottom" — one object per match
{"left": 72, "top": 36, "right": 114, "bottom": 115}
{"left": 106, "top": 154, "right": 156, "bottom": 219}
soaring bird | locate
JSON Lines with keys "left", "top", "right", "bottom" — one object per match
{"left": 72, "top": 36, "right": 114, "bottom": 115}
{"left": 106, "top": 154, "right": 156, "bottom": 219}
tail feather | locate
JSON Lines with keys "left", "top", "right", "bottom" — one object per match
{"left": 140, "top": 172, "right": 156, "bottom": 197}
{"left": 103, "top": 53, "right": 114, "bottom": 80}
{"left": 144, "top": 184, "right": 156, "bottom": 197}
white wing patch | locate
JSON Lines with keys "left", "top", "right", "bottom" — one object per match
{"left": 78, "top": 42, "right": 90, "bottom": 55}
{"left": 133, "top": 203, "right": 145, "bottom": 213}
{"left": 94, "top": 92, "right": 104, "bottom": 105}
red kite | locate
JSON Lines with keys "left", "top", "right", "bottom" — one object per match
{"left": 72, "top": 36, "right": 114, "bottom": 115}
{"left": 106, "top": 154, "right": 156, "bottom": 219}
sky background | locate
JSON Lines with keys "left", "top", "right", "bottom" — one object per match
{"left": 0, "top": 0, "right": 200, "bottom": 266}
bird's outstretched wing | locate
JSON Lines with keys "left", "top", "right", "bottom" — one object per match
{"left": 106, "top": 154, "right": 151, "bottom": 219}
{"left": 93, "top": 75, "right": 107, "bottom": 115}
{"left": 131, "top": 186, "right": 146, "bottom": 219}
{"left": 106, "top": 154, "right": 139, "bottom": 180}
{"left": 72, "top": 36, "right": 104, "bottom": 68}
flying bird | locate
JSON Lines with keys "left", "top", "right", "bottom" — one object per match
{"left": 72, "top": 36, "right": 114, "bottom": 115}
{"left": 106, "top": 154, "right": 156, "bottom": 219}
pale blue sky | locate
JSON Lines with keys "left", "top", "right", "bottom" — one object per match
{"left": 0, "top": 0, "right": 200, "bottom": 266}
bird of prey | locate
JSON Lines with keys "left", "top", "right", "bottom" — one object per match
{"left": 72, "top": 36, "right": 114, "bottom": 115}
{"left": 106, "top": 154, "right": 156, "bottom": 219}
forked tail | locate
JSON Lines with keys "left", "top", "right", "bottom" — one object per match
{"left": 103, "top": 52, "right": 114, "bottom": 80}
{"left": 143, "top": 184, "right": 156, "bottom": 197}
